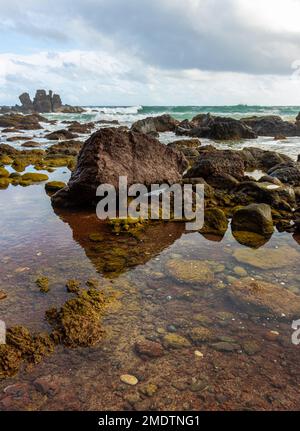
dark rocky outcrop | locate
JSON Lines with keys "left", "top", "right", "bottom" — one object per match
{"left": 131, "top": 114, "right": 179, "bottom": 135}
{"left": 46, "top": 140, "right": 83, "bottom": 156}
{"left": 52, "top": 128, "right": 188, "bottom": 208}
{"left": 268, "top": 162, "right": 300, "bottom": 186}
{"left": 45, "top": 129, "right": 79, "bottom": 141}
{"left": 242, "top": 115, "right": 300, "bottom": 137}
{"left": 0, "top": 113, "right": 48, "bottom": 130}
{"left": 176, "top": 114, "right": 257, "bottom": 140}
{"left": 0, "top": 90, "right": 85, "bottom": 114}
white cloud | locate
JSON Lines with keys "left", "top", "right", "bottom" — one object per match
{"left": 1, "top": 49, "right": 300, "bottom": 106}
{"left": 0, "top": 0, "right": 300, "bottom": 105}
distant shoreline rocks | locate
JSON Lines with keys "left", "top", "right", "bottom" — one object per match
{"left": 0, "top": 89, "right": 85, "bottom": 114}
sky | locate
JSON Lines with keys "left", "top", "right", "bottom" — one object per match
{"left": 1, "top": 0, "right": 300, "bottom": 106}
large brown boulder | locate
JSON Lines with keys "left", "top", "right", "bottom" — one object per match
{"left": 51, "top": 128, "right": 188, "bottom": 208}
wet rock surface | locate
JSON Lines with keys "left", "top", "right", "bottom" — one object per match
{"left": 51, "top": 128, "right": 188, "bottom": 208}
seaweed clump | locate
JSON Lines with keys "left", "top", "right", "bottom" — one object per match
{"left": 46, "top": 288, "right": 109, "bottom": 348}
{"left": 0, "top": 326, "right": 54, "bottom": 378}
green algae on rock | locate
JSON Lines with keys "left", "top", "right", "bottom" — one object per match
{"left": 66, "top": 279, "right": 81, "bottom": 293}
{"left": 189, "top": 327, "right": 214, "bottom": 344}
{"left": 232, "top": 230, "right": 271, "bottom": 249}
{"left": 35, "top": 276, "right": 50, "bottom": 293}
{"left": 45, "top": 181, "right": 66, "bottom": 192}
{"left": 163, "top": 333, "right": 191, "bottom": 349}
{"left": 200, "top": 207, "right": 228, "bottom": 236}
{"left": 0, "top": 326, "right": 54, "bottom": 378}
{"left": 233, "top": 245, "right": 300, "bottom": 269}
{"left": 22, "top": 173, "right": 49, "bottom": 182}
{"left": 0, "top": 178, "right": 10, "bottom": 189}
{"left": 165, "top": 259, "right": 214, "bottom": 285}
{"left": 0, "top": 167, "right": 9, "bottom": 178}
{"left": 231, "top": 203, "right": 274, "bottom": 236}
{"left": 46, "top": 288, "right": 109, "bottom": 348}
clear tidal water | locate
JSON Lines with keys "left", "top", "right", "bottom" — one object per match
{"left": 0, "top": 106, "right": 300, "bottom": 410}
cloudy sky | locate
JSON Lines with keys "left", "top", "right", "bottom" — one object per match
{"left": 1, "top": 0, "right": 300, "bottom": 106}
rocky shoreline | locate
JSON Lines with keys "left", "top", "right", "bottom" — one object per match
{"left": 1, "top": 109, "right": 300, "bottom": 410}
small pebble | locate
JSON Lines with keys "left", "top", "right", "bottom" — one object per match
{"left": 120, "top": 374, "right": 138, "bottom": 386}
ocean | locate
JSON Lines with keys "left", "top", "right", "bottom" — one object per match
{"left": 42, "top": 105, "right": 300, "bottom": 160}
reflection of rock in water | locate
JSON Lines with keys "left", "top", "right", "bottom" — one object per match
{"left": 53, "top": 207, "right": 185, "bottom": 277}
{"left": 293, "top": 233, "right": 300, "bottom": 246}
{"left": 231, "top": 230, "right": 272, "bottom": 249}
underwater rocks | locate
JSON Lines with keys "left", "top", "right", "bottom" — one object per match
{"left": 165, "top": 259, "right": 214, "bottom": 286}
{"left": 163, "top": 333, "right": 191, "bottom": 349}
{"left": 131, "top": 114, "right": 179, "bottom": 135}
{"left": 134, "top": 339, "right": 164, "bottom": 359}
{"left": 231, "top": 203, "right": 274, "bottom": 236}
{"left": 51, "top": 128, "right": 188, "bottom": 208}
{"left": 227, "top": 278, "right": 300, "bottom": 319}
{"left": 46, "top": 288, "right": 109, "bottom": 348}
{"left": 233, "top": 245, "right": 300, "bottom": 269}
{"left": 242, "top": 115, "right": 300, "bottom": 137}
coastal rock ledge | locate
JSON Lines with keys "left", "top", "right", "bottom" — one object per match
{"left": 51, "top": 128, "right": 188, "bottom": 208}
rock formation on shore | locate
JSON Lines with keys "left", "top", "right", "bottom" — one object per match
{"left": 0, "top": 90, "right": 84, "bottom": 114}
{"left": 174, "top": 112, "right": 300, "bottom": 139}
{"left": 51, "top": 128, "right": 188, "bottom": 208}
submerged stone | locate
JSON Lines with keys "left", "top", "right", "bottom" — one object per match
{"left": 189, "top": 327, "right": 213, "bottom": 344}
{"left": 120, "top": 374, "right": 139, "bottom": 386}
{"left": 227, "top": 277, "right": 300, "bottom": 319}
{"left": 163, "top": 333, "right": 191, "bottom": 349}
{"left": 233, "top": 245, "right": 300, "bottom": 269}
{"left": 165, "top": 259, "right": 214, "bottom": 285}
